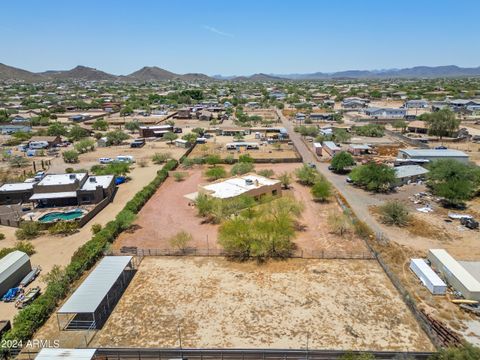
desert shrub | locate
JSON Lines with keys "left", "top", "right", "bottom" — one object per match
{"left": 181, "top": 158, "right": 194, "bottom": 169}
{"left": 138, "top": 159, "right": 148, "bottom": 167}
{"left": 169, "top": 231, "right": 193, "bottom": 253}
{"left": 0, "top": 233, "right": 5, "bottom": 240}
{"left": 205, "top": 166, "right": 227, "bottom": 180}
{"left": 295, "top": 165, "right": 318, "bottom": 186}
{"left": 48, "top": 221, "right": 79, "bottom": 236}
{"left": 15, "top": 222, "right": 41, "bottom": 240}
{"left": 65, "top": 167, "right": 74, "bottom": 173}
{"left": 152, "top": 152, "right": 171, "bottom": 164}
{"left": 231, "top": 162, "right": 254, "bottom": 176}
{"left": 328, "top": 211, "right": 352, "bottom": 237}
{"left": 379, "top": 201, "right": 410, "bottom": 226}
{"left": 257, "top": 169, "right": 275, "bottom": 178}
{"left": 192, "top": 156, "right": 205, "bottom": 165}
{"left": 91, "top": 224, "right": 102, "bottom": 234}
{"left": 353, "top": 220, "right": 373, "bottom": 239}
{"left": 74, "top": 139, "right": 95, "bottom": 154}
{"left": 12, "top": 241, "right": 36, "bottom": 256}
{"left": 224, "top": 155, "right": 235, "bottom": 164}
{"left": 62, "top": 150, "right": 79, "bottom": 163}
{"left": 173, "top": 172, "right": 186, "bottom": 182}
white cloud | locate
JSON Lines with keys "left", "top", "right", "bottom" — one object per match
{"left": 202, "top": 25, "right": 233, "bottom": 38}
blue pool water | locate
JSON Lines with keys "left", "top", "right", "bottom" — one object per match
{"left": 38, "top": 210, "right": 83, "bottom": 223}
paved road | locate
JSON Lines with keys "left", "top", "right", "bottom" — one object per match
{"left": 277, "top": 109, "right": 398, "bottom": 242}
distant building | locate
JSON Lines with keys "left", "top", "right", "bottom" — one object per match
{"left": 364, "top": 107, "right": 406, "bottom": 119}
{"left": 309, "top": 113, "right": 333, "bottom": 121}
{"left": 322, "top": 141, "right": 341, "bottom": 156}
{"left": 405, "top": 99, "right": 429, "bottom": 109}
{"left": 341, "top": 97, "right": 368, "bottom": 109}
{"left": 397, "top": 149, "right": 469, "bottom": 163}
{"left": 175, "top": 108, "right": 191, "bottom": 119}
{"left": 139, "top": 125, "right": 173, "bottom": 138}
{"left": 407, "top": 120, "right": 428, "bottom": 134}
{"left": 0, "top": 125, "right": 31, "bottom": 134}
{"left": 29, "top": 135, "right": 62, "bottom": 148}
{"left": 348, "top": 144, "right": 371, "bottom": 156}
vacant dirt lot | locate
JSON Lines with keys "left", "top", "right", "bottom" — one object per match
{"left": 114, "top": 163, "right": 368, "bottom": 255}
{"left": 91, "top": 257, "right": 433, "bottom": 351}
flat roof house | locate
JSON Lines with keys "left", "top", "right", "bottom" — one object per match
{"left": 174, "top": 108, "right": 191, "bottom": 119}
{"left": 27, "top": 173, "right": 115, "bottom": 207}
{"left": 397, "top": 149, "right": 469, "bottom": 163}
{"left": 405, "top": 100, "right": 429, "bottom": 109}
{"left": 197, "top": 173, "right": 282, "bottom": 200}
{"left": 348, "top": 144, "right": 371, "bottom": 156}
{"left": 364, "top": 107, "right": 406, "bottom": 119}
{"left": 0, "top": 182, "right": 35, "bottom": 205}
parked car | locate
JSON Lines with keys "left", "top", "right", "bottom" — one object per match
{"left": 99, "top": 157, "right": 113, "bottom": 164}
{"left": 346, "top": 177, "right": 353, "bottom": 183}
{"left": 115, "top": 176, "right": 126, "bottom": 185}
{"left": 173, "top": 127, "right": 183, "bottom": 133}
{"left": 460, "top": 217, "right": 479, "bottom": 230}
{"left": 116, "top": 155, "right": 135, "bottom": 163}
{"left": 130, "top": 138, "right": 145, "bottom": 148}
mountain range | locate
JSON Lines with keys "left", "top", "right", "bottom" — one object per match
{"left": 1, "top": 63, "right": 480, "bottom": 82}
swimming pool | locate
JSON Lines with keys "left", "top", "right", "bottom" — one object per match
{"left": 38, "top": 210, "right": 84, "bottom": 223}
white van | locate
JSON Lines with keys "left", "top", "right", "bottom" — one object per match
{"left": 116, "top": 155, "right": 135, "bottom": 163}
{"left": 29, "top": 141, "right": 49, "bottom": 149}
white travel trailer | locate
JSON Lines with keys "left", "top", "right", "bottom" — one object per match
{"left": 28, "top": 141, "right": 49, "bottom": 149}
{"left": 409, "top": 258, "right": 447, "bottom": 295}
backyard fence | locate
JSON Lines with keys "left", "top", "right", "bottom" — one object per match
{"left": 384, "top": 129, "right": 429, "bottom": 148}
{"left": 109, "top": 246, "right": 374, "bottom": 260}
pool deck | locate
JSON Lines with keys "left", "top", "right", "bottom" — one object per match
{"left": 22, "top": 205, "right": 94, "bottom": 222}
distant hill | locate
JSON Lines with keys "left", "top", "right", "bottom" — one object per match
{"left": 124, "top": 66, "right": 179, "bottom": 81}
{"left": 124, "top": 67, "right": 214, "bottom": 82}
{"left": 232, "top": 73, "right": 285, "bottom": 81}
{"left": 0, "top": 63, "right": 43, "bottom": 82}
{"left": 40, "top": 65, "right": 118, "bottom": 81}
{"left": 1, "top": 63, "right": 480, "bottom": 82}
{"left": 279, "top": 65, "right": 480, "bottom": 80}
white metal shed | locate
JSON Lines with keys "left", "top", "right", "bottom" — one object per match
{"left": 0, "top": 250, "right": 31, "bottom": 296}
{"left": 410, "top": 258, "right": 446, "bottom": 295}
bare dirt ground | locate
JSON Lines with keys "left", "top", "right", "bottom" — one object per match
{"left": 114, "top": 163, "right": 368, "bottom": 255}
{"left": 89, "top": 257, "right": 434, "bottom": 351}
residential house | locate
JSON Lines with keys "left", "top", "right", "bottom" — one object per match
{"left": 29, "top": 136, "right": 62, "bottom": 148}
{"left": 138, "top": 125, "right": 173, "bottom": 138}
{"left": 407, "top": 121, "right": 428, "bottom": 134}
{"left": 405, "top": 99, "right": 429, "bottom": 109}
{"left": 364, "top": 107, "right": 406, "bottom": 119}
{"left": 395, "top": 165, "right": 429, "bottom": 185}
{"left": 397, "top": 149, "right": 469, "bottom": 163}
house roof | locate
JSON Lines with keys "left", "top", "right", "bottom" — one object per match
{"left": 80, "top": 175, "right": 114, "bottom": 191}
{"left": 29, "top": 191, "right": 77, "bottom": 200}
{"left": 201, "top": 173, "right": 280, "bottom": 199}
{"left": 58, "top": 256, "right": 132, "bottom": 314}
{"left": 0, "top": 182, "right": 35, "bottom": 192}
{"left": 399, "top": 149, "right": 468, "bottom": 158}
{"left": 37, "top": 173, "right": 87, "bottom": 186}
{"left": 395, "top": 165, "right": 429, "bottom": 179}
{"left": 36, "top": 348, "right": 96, "bottom": 360}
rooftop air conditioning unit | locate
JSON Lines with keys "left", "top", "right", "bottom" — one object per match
{"left": 245, "top": 179, "right": 254, "bottom": 185}
{"left": 69, "top": 174, "right": 76, "bottom": 180}
{"left": 89, "top": 177, "right": 96, "bottom": 182}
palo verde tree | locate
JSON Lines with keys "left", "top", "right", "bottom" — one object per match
{"left": 349, "top": 162, "right": 396, "bottom": 192}
{"left": 421, "top": 108, "right": 460, "bottom": 140}
{"left": 427, "top": 159, "right": 480, "bottom": 207}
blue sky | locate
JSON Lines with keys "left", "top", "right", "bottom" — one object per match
{"left": 0, "top": 0, "right": 478, "bottom": 75}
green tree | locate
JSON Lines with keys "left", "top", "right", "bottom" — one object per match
{"left": 47, "top": 122, "right": 67, "bottom": 136}
{"left": 74, "top": 138, "right": 95, "bottom": 154}
{"left": 427, "top": 159, "right": 480, "bottom": 206}
{"left": 392, "top": 120, "right": 407, "bottom": 132}
{"left": 106, "top": 129, "right": 129, "bottom": 145}
{"left": 311, "top": 178, "right": 332, "bottom": 202}
{"left": 333, "top": 128, "right": 351, "bottom": 143}
{"left": 205, "top": 154, "right": 222, "bottom": 167}
{"left": 295, "top": 165, "right": 318, "bottom": 186}
{"left": 328, "top": 212, "right": 352, "bottom": 237}
{"left": 349, "top": 162, "right": 396, "bottom": 192}
{"left": 278, "top": 172, "right": 292, "bottom": 189}
{"left": 163, "top": 131, "right": 178, "bottom": 144}
{"left": 422, "top": 108, "right": 460, "bottom": 140}
{"left": 205, "top": 166, "right": 227, "bottom": 180}
{"left": 182, "top": 132, "right": 197, "bottom": 144}
{"left": 331, "top": 151, "right": 355, "bottom": 173}
{"left": 68, "top": 125, "right": 89, "bottom": 141}
{"left": 238, "top": 153, "right": 254, "bottom": 163}
{"left": 92, "top": 119, "right": 109, "bottom": 131}
{"left": 257, "top": 169, "right": 274, "bottom": 178}
{"left": 62, "top": 150, "right": 79, "bottom": 163}
{"left": 218, "top": 197, "right": 303, "bottom": 260}
{"left": 125, "top": 121, "right": 140, "bottom": 133}
{"left": 91, "top": 162, "right": 130, "bottom": 176}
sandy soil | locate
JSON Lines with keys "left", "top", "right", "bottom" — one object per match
{"left": 114, "top": 163, "right": 368, "bottom": 255}
{"left": 87, "top": 257, "right": 434, "bottom": 351}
